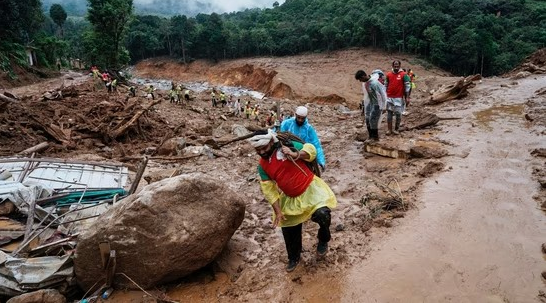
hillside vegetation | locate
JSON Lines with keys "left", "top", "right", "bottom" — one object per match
{"left": 1, "top": 0, "right": 545, "bottom": 85}
{"left": 125, "top": 0, "right": 546, "bottom": 76}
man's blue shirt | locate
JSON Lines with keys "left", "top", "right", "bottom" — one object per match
{"left": 280, "top": 117, "right": 325, "bottom": 167}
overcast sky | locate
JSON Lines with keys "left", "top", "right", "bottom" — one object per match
{"left": 136, "top": 0, "right": 285, "bottom": 14}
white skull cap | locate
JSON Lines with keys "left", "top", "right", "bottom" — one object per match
{"left": 295, "top": 106, "right": 308, "bottom": 117}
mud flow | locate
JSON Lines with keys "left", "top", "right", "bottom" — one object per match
{"left": 341, "top": 75, "right": 546, "bottom": 302}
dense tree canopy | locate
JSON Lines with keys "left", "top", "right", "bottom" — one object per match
{"left": 124, "top": 0, "right": 545, "bottom": 76}
{"left": 2, "top": 0, "right": 545, "bottom": 77}
{"left": 50, "top": 4, "right": 68, "bottom": 37}
{"left": 86, "top": 0, "right": 133, "bottom": 68}
{"left": 0, "top": 0, "right": 44, "bottom": 43}
{"left": 0, "top": 0, "right": 46, "bottom": 76}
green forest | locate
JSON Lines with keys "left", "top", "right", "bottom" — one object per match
{"left": 1, "top": 0, "right": 545, "bottom": 78}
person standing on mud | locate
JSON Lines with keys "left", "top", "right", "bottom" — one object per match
{"left": 101, "top": 71, "right": 110, "bottom": 88}
{"left": 385, "top": 60, "right": 411, "bottom": 135}
{"left": 211, "top": 90, "right": 217, "bottom": 107}
{"left": 220, "top": 92, "right": 227, "bottom": 107}
{"left": 247, "top": 130, "right": 337, "bottom": 272}
{"left": 146, "top": 85, "right": 155, "bottom": 100}
{"left": 280, "top": 106, "right": 326, "bottom": 171}
{"left": 233, "top": 98, "right": 241, "bottom": 116}
{"left": 245, "top": 102, "right": 252, "bottom": 119}
{"left": 184, "top": 88, "right": 191, "bottom": 102}
{"left": 355, "top": 69, "right": 387, "bottom": 141}
{"left": 407, "top": 68, "right": 416, "bottom": 99}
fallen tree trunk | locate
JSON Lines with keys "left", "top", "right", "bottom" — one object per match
{"left": 17, "top": 142, "right": 50, "bottom": 155}
{"left": 109, "top": 99, "right": 161, "bottom": 139}
{"left": 0, "top": 93, "right": 18, "bottom": 103}
{"left": 32, "top": 120, "right": 71, "bottom": 143}
{"left": 427, "top": 74, "right": 482, "bottom": 105}
{"left": 407, "top": 115, "right": 462, "bottom": 130}
{"left": 120, "top": 154, "right": 202, "bottom": 162}
{"left": 409, "top": 114, "right": 440, "bottom": 130}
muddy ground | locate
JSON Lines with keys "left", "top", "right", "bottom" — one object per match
{"left": 1, "top": 48, "right": 545, "bottom": 302}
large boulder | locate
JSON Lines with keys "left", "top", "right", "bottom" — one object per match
{"left": 74, "top": 173, "right": 246, "bottom": 291}
{"left": 6, "top": 289, "right": 66, "bottom": 303}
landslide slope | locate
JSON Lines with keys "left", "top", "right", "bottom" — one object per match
{"left": 133, "top": 48, "right": 450, "bottom": 107}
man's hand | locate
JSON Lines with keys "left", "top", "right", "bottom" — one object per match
{"left": 272, "top": 200, "right": 285, "bottom": 228}
{"left": 281, "top": 145, "right": 298, "bottom": 158}
{"left": 273, "top": 212, "right": 286, "bottom": 228}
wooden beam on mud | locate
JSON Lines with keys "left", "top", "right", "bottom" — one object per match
{"left": 109, "top": 99, "right": 161, "bottom": 139}
{"left": 17, "top": 142, "right": 50, "bottom": 155}
{"left": 0, "top": 93, "right": 18, "bottom": 103}
{"left": 427, "top": 74, "right": 482, "bottom": 105}
{"left": 128, "top": 157, "right": 148, "bottom": 195}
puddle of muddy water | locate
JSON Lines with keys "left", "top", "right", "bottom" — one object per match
{"left": 474, "top": 104, "right": 525, "bottom": 129}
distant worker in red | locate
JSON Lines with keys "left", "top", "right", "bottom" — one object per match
{"left": 385, "top": 60, "right": 411, "bottom": 135}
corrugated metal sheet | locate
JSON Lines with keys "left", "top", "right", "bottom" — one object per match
{"left": 0, "top": 159, "right": 128, "bottom": 191}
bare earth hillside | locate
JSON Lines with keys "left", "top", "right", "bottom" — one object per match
{"left": 133, "top": 48, "right": 450, "bottom": 108}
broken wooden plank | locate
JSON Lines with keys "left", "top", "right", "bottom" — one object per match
{"left": 17, "top": 142, "right": 50, "bottom": 155}
{"left": 109, "top": 99, "right": 161, "bottom": 139}
{"left": 99, "top": 242, "right": 111, "bottom": 269}
{"left": 365, "top": 143, "right": 408, "bottom": 159}
{"left": 33, "top": 122, "right": 71, "bottom": 143}
{"left": 0, "top": 93, "right": 18, "bottom": 103}
{"left": 105, "top": 250, "right": 116, "bottom": 287}
{"left": 128, "top": 157, "right": 148, "bottom": 195}
{"left": 121, "top": 154, "right": 202, "bottom": 162}
{"left": 29, "top": 233, "right": 78, "bottom": 254}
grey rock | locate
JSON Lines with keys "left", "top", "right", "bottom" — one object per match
{"left": 74, "top": 173, "right": 246, "bottom": 291}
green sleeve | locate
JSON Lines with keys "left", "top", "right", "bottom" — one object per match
{"left": 257, "top": 164, "right": 270, "bottom": 181}
{"left": 292, "top": 141, "right": 304, "bottom": 150}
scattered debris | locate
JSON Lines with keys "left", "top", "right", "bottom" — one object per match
{"left": 427, "top": 74, "right": 482, "bottom": 105}
{"left": 418, "top": 161, "right": 445, "bottom": 177}
{"left": 0, "top": 157, "right": 130, "bottom": 298}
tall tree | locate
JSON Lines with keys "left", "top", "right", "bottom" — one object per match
{"left": 195, "top": 13, "right": 226, "bottom": 62}
{"left": 0, "top": 0, "right": 44, "bottom": 43}
{"left": 171, "top": 15, "right": 196, "bottom": 64}
{"left": 49, "top": 4, "right": 68, "bottom": 37}
{"left": 87, "top": 0, "right": 133, "bottom": 68}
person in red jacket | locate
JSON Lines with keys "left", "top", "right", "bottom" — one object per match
{"left": 248, "top": 130, "right": 337, "bottom": 272}
{"left": 385, "top": 60, "right": 411, "bottom": 135}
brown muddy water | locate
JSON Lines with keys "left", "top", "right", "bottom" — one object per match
{"left": 341, "top": 76, "right": 546, "bottom": 302}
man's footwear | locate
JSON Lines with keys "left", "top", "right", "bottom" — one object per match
{"left": 392, "top": 130, "right": 400, "bottom": 135}
{"left": 385, "top": 131, "right": 392, "bottom": 136}
{"left": 286, "top": 259, "right": 300, "bottom": 272}
{"left": 317, "top": 242, "right": 328, "bottom": 257}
